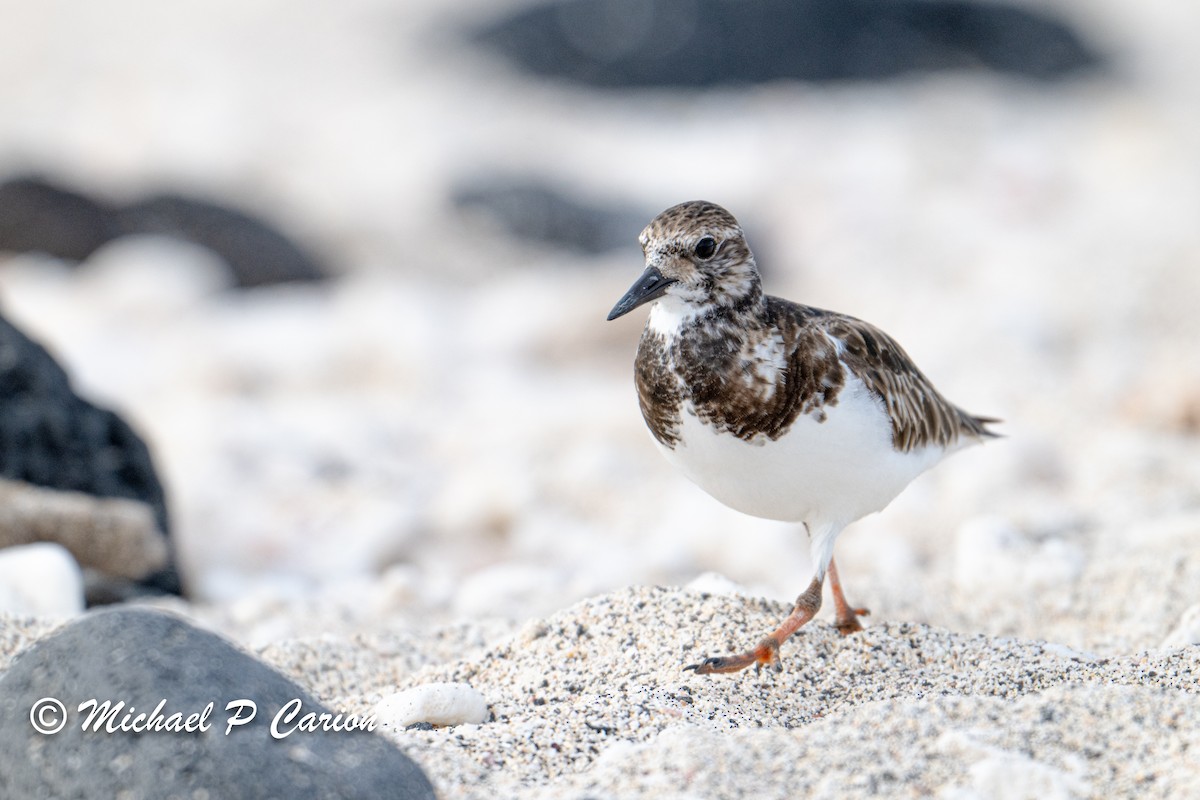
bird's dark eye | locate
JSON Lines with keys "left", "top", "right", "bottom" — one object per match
{"left": 694, "top": 236, "right": 717, "bottom": 259}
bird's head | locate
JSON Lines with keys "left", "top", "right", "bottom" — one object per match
{"left": 607, "top": 200, "right": 761, "bottom": 323}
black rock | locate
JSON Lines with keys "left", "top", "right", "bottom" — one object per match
{"left": 0, "top": 175, "right": 327, "bottom": 289}
{"left": 0, "top": 608, "right": 436, "bottom": 799}
{"left": 453, "top": 177, "right": 647, "bottom": 255}
{"left": 474, "top": 0, "right": 1102, "bottom": 88}
{"left": 0, "top": 311, "right": 179, "bottom": 596}
{"left": 0, "top": 177, "right": 121, "bottom": 261}
{"left": 117, "top": 193, "right": 328, "bottom": 288}
{"left": 451, "top": 179, "right": 780, "bottom": 277}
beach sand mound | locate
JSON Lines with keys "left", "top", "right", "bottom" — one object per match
{"left": 257, "top": 585, "right": 1199, "bottom": 799}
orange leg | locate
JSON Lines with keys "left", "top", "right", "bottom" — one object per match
{"left": 685, "top": 576, "right": 823, "bottom": 675}
{"left": 828, "top": 557, "right": 869, "bottom": 635}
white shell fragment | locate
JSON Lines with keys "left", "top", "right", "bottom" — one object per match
{"left": 374, "top": 682, "right": 489, "bottom": 729}
{"left": 0, "top": 542, "right": 84, "bottom": 616}
{"left": 683, "top": 571, "right": 752, "bottom": 597}
{"left": 1161, "top": 604, "right": 1200, "bottom": 649}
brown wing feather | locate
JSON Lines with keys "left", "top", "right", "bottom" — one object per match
{"left": 635, "top": 295, "right": 997, "bottom": 453}
{"left": 817, "top": 311, "right": 999, "bottom": 452}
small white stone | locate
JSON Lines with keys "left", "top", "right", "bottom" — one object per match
{"left": 0, "top": 543, "right": 84, "bottom": 616}
{"left": 951, "top": 751, "right": 1089, "bottom": 800}
{"left": 937, "top": 732, "right": 1090, "bottom": 799}
{"left": 1161, "top": 604, "right": 1200, "bottom": 649}
{"left": 952, "top": 516, "right": 1084, "bottom": 600}
{"left": 374, "top": 682, "right": 489, "bottom": 729}
{"left": 683, "top": 571, "right": 753, "bottom": 597}
{"left": 452, "top": 562, "right": 565, "bottom": 619}
{"left": 1040, "top": 643, "right": 1100, "bottom": 662}
{"left": 952, "top": 516, "right": 1025, "bottom": 595}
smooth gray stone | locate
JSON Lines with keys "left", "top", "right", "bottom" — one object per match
{"left": 0, "top": 608, "right": 435, "bottom": 800}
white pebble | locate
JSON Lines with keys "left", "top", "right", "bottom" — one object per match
{"left": 1161, "top": 604, "right": 1200, "bottom": 649}
{"left": 374, "top": 682, "right": 489, "bottom": 728}
{"left": 952, "top": 516, "right": 1083, "bottom": 600}
{"left": 683, "top": 571, "right": 752, "bottom": 597}
{"left": 452, "top": 562, "right": 564, "bottom": 619}
{"left": 0, "top": 543, "right": 84, "bottom": 616}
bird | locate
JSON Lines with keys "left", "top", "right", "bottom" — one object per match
{"left": 607, "top": 200, "right": 998, "bottom": 676}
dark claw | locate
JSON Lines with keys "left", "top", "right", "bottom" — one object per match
{"left": 753, "top": 659, "right": 783, "bottom": 675}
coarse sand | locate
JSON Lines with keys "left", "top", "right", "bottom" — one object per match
{"left": 2, "top": 581, "right": 1198, "bottom": 798}
{"left": 252, "top": 585, "right": 1198, "bottom": 799}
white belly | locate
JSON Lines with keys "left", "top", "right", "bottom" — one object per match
{"left": 656, "top": 373, "right": 946, "bottom": 527}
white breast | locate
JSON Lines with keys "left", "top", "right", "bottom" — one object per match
{"left": 655, "top": 371, "right": 947, "bottom": 528}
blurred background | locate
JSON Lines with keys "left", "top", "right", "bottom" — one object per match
{"left": 1, "top": 0, "right": 1197, "bottom": 651}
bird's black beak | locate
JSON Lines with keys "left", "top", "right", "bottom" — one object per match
{"left": 607, "top": 266, "right": 676, "bottom": 321}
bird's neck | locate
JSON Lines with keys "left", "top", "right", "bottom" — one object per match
{"left": 647, "top": 279, "right": 766, "bottom": 340}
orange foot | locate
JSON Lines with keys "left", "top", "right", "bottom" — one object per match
{"left": 683, "top": 636, "right": 781, "bottom": 675}
{"left": 834, "top": 606, "right": 870, "bottom": 636}
{"left": 684, "top": 576, "right": 823, "bottom": 677}
{"left": 828, "top": 557, "right": 867, "bottom": 636}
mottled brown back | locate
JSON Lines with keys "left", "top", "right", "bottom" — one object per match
{"left": 819, "top": 308, "right": 998, "bottom": 452}
{"left": 634, "top": 296, "right": 997, "bottom": 453}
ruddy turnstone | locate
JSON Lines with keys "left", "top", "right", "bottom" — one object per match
{"left": 607, "top": 200, "right": 997, "bottom": 675}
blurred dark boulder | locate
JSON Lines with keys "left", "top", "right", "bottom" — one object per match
{"left": 0, "top": 177, "right": 120, "bottom": 261}
{"left": 452, "top": 177, "right": 779, "bottom": 276}
{"left": 0, "top": 311, "right": 180, "bottom": 598}
{"left": 474, "top": 0, "right": 1102, "bottom": 88}
{"left": 117, "top": 193, "right": 328, "bottom": 288}
{"left": 453, "top": 177, "right": 648, "bottom": 255}
{"left": 0, "top": 176, "right": 328, "bottom": 288}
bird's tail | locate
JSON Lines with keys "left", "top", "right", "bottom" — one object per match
{"left": 961, "top": 411, "right": 1002, "bottom": 440}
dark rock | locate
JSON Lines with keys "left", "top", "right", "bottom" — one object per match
{"left": 453, "top": 179, "right": 781, "bottom": 277}
{"left": 117, "top": 193, "right": 328, "bottom": 288}
{"left": 0, "top": 608, "right": 436, "bottom": 799}
{"left": 452, "top": 177, "right": 647, "bottom": 255}
{"left": 0, "top": 311, "right": 179, "bottom": 596}
{"left": 474, "top": 0, "right": 1102, "bottom": 88}
{"left": 0, "top": 174, "right": 327, "bottom": 289}
{"left": 0, "top": 177, "right": 121, "bottom": 261}
{"left": 85, "top": 571, "right": 181, "bottom": 605}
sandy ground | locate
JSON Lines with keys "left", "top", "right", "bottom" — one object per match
{"left": 252, "top": 585, "right": 1200, "bottom": 799}
{"left": 1, "top": 0, "right": 1199, "bottom": 796}
{"left": 4, "top": 582, "right": 1199, "bottom": 798}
